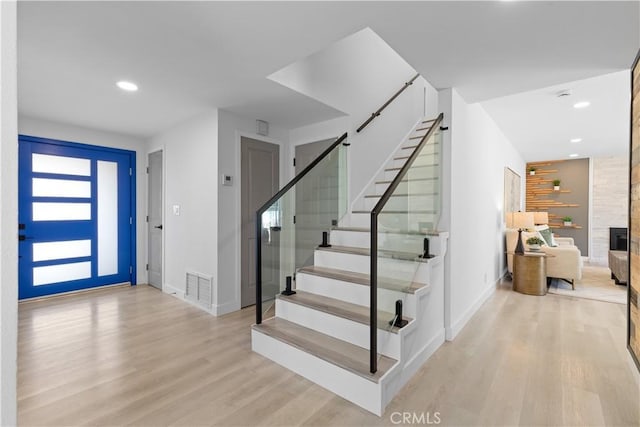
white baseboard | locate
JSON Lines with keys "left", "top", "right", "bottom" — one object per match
{"left": 163, "top": 283, "right": 185, "bottom": 299}
{"left": 402, "top": 328, "right": 445, "bottom": 380}
{"left": 214, "top": 299, "right": 239, "bottom": 316}
{"left": 628, "top": 351, "right": 640, "bottom": 386}
{"left": 445, "top": 279, "right": 498, "bottom": 341}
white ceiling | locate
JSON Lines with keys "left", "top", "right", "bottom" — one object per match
{"left": 481, "top": 71, "right": 631, "bottom": 162}
{"left": 17, "top": 1, "right": 640, "bottom": 142}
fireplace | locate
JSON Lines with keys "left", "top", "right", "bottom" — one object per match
{"left": 610, "top": 227, "right": 628, "bottom": 251}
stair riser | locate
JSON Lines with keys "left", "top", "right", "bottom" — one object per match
{"left": 251, "top": 329, "right": 386, "bottom": 416}
{"left": 295, "top": 272, "right": 418, "bottom": 317}
{"left": 330, "top": 229, "right": 369, "bottom": 248}
{"left": 375, "top": 180, "right": 439, "bottom": 195}
{"left": 391, "top": 153, "right": 438, "bottom": 169}
{"left": 314, "top": 250, "right": 429, "bottom": 284}
{"left": 348, "top": 213, "right": 440, "bottom": 233}
{"left": 363, "top": 196, "right": 437, "bottom": 212}
{"left": 275, "top": 299, "right": 401, "bottom": 359}
{"left": 384, "top": 166, "right": 438, "bottom": 181}
{"left": 331, "top": 229, "right": 441, "bottom": 256}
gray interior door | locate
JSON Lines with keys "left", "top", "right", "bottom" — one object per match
{"left": 295, "top": 138, "right": 337, "bottom": 271}
{"left": 241, "top": 137, "right": 279, "bottom": 308}
{"left": 147, "top": 150, "right": 163, "bottom": 289}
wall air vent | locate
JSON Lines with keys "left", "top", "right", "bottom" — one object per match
{"left": 257, "top": 119, "right": 269, "bottom": 136}
{"left": 185, "top": 271, "right": 213, "bottom": 310}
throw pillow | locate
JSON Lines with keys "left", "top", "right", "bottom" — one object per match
{"left": 535, "top": 225, "right": 558, "bottom": 247}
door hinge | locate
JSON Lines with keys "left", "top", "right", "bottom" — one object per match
{"left": 146, "top": 215, "right": 149, "bottom": 222}
{"left": 146, "top": 264, "right": 149, "bottom": 271}
{"left": 129, "top": 266, "right": 133, "bottom": 275}
{"left": 146, "top": 167, "right": 149, "bottom": 174}
{"left": 293, "top": 157, "right": 296, "bottom": 167}
{"left": 293, "top": 215, "right": 296, "bottom": 224}
{"left": 130, "top": 217, "right": 133, "bottom": 225}
{"left": 129, "top": 168, "right": 133, "bottom": 176}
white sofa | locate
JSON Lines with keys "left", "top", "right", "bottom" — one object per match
{"left": 505, "top": 228, "right": 583, "bottom": 289}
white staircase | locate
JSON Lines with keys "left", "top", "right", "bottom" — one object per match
{"left": 251, "top": 117, "right": 448, "bottom": 416}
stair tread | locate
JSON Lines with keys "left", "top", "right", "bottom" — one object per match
{"left": 402, "top": 143, "right": 439, "bottom": 150}
{"left": 394, "top": 153, "right": 439, "bottom": 160}
{"left": 375, "top": 177, "right": 438, "bottom": 184}
{"left": 385, "top": 164, "right": 439, "bottom": 172}
{"left": 364, "top": 192, "right": 438, "bottom": 198}
{"left": 298, "top": 265, "right": 425, "bottom": 294}
{"left": 253, "top": 317, "right": 397, "bottom": 383}
{"left": 278, "top": 290, "right": 410, "bottom": 333}
{"left": 352, "top": 209, "right": 437, "bottom": 214}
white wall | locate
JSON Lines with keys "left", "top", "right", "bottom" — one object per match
{"left": 147, "top": 110, "right": 219, "bottom": 301}
{"left": 217, "top": 109, "right": 290, "bottom": 314}
{"left": 591, "top": 156, "right": 629, "bottom": 265}
{"left": 18, "top": 116, "right": 148, "bottom": 285}
{"left": 288, "top": 116, "right": 350, "bottom": 176}
{"left": 269, "top": 27, "right": 438, "bottom": 205}
{"left": 0, "top": 1, "right": 17, "bottom": 424}
{"left": 440, "top": 88, "right": 525, "bottom": 340}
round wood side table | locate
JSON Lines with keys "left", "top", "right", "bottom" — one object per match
{"left": 513, "top": 253, "right": 548, "bottom": 296}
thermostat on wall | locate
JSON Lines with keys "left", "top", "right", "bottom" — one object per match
{"left": 223, "top": 174, "right": 233, "bottom": 186}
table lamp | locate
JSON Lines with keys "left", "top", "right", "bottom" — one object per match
{"left": 533, "top": 211, "right": 549, "bottom": 225}
{"left": 513, "top": 212, "right": 534, "bottom": 254}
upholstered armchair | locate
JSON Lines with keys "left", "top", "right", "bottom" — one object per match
{"left": 505, "top": 229, "right": 583, "bottom": 289}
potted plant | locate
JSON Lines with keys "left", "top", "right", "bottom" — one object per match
{"left": 526, "top": 236, "right": 545, "bottom": 251}
{"left": 529, "top": 167, "right": 536, "bottom": 176}
{"left": 552, "top": 179, "right": 561, "bottom": 191}
{"left": 562, "top": 216, "right": 573, "bottom": 226}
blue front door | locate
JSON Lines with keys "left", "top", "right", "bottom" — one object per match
{"left": 18, "top": 136, "right": 136, "bottom": 299}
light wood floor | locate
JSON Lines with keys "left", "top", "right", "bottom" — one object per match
{"left": 18, "top": 283, "right": 640, "bottom": 426}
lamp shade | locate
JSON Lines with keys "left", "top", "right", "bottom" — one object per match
{"left": 512, "top": 212, "right": 534, "bottom": 230}
{"left": 533, "top": 211, "right": 549, "bottom": 225}
{"left": 506, "top": 212, "right": 514, "bottom": 228}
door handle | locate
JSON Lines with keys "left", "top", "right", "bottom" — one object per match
{"left": 154, "top": 225, "right": 163, "bottom": 230}
{"left": 19, "top": 235, "right": 33, "bottom": 241}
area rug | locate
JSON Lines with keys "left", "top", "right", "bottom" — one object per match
{"left": 547, "top": 264, "right": 627, "bottom": 305}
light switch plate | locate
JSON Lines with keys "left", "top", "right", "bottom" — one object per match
{"left": 173, "top": 205, "right": 180, "bottom": 216}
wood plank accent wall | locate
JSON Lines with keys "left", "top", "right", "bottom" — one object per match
{"left": 526, "top": 159, "right": 590, "bottom": 254}
{"left": 629, "top": 52, "right": 640, "bottom": 368}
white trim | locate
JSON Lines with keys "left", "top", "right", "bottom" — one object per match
{"left": 445, "top": 278, "right": 498, "bottom": 341}
{"left": 19, "top": 282, "right": 131, "bottom": 302}
{"left": 163, "top": 283, "right": 184, "bottom": 299}
{"left": 628, "top": 352, "right": 640, "bottom": 386}
{"left": 145, "top": 147, "right": 165, "bottom": 291}
{"left": 214, "top": 299, "right": 239, "bottom": 316}
{"left": 588, "top": 157, "right": 594, "bottom": 262}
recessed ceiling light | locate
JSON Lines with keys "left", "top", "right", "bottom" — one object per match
{"left": 569, "top": 153, "right": 579, "bottom": 158}
{"left": 570, "top": 138, "right": 582, "bottom": 143}
{"left": 573, "top": 101, "right": 590, "bottom": 109}
{"left": 116, "top": 81, "right": 138, "bottom": 92}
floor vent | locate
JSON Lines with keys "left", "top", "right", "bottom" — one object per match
{"left": 185, "top": 271, "right": 213, "bottom": 310}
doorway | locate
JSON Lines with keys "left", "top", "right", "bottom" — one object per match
{"left": 147, "top": 150, "right": 163, "bottom": 290}
{"left": 18, "top": 135, "right": 136, "bottom": 299}
{"left": 240, "top": 137, "right": 279, "bottom": 308}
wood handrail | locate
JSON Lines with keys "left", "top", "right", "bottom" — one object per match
{"left": 356, "top": 73, "right": 420, "bottom": 133}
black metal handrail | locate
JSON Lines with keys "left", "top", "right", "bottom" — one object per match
{"left": 368, "top": 112, "right": 444, "bottom": 373}
{"left": 356, "top": 73, "right": 420, "bottom": 133}
{"left": 255, "top": 132, "right": 348, "bottom": 325}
